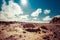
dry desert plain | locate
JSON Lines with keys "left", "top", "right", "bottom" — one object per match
{"left": 0, "top": 21, "right": 60, "bottom": 40}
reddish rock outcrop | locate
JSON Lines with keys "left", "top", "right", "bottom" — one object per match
{"left": 23, "top": 23, "right": 35, "bottom": 28}
{"left": 50, "top": 17, "right": 60, "bottom": 24}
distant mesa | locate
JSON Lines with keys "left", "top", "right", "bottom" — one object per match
{"left": 50, "top": 17, "right": 60, "bottom": 24}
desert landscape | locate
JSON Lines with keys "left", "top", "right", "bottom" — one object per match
{"left": 0, "top": 0, "right": 60, "bottom": 40}
{"left": 0, "top": 17, "right": 60, "bottom": 40}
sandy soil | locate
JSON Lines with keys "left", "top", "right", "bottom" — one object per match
{"left": 0, "top": 22, "right": 60, "bottom": 40}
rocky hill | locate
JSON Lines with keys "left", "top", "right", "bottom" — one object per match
{"left": 50, "top": 17, "right": 60, "bottom": 24}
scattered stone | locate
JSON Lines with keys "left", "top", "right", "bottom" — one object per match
{"left": 23, "top": 31, "right": 26, "bottom": 33}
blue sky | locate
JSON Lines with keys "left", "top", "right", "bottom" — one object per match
{"left": 0, "top": 0, "right": 60, "bottom": 23}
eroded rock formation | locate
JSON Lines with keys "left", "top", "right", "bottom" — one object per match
{"left": 50, "top": 17, "right": 60, "bottom": 24}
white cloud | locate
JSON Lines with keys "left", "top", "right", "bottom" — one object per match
{"left": 43, "top": 16, "right": 52, "bottom": 21}
{"left": 0, "top": 0, "right": 52, "bottom": 23}
{"left": 24, "top": 20, "right": 50, "bottom": 23}
{"left": 44, "top": 9, "right": 51, "bottom": 14}
{"left": 20, "top": 15, "right": 29, "bottom": 19}
{"left": 18, "top": 15, "right": 29, "bottom": 20}
{"left": 0, "top": 0, "right": 23, "bottom": 21}
{"left": 54, "top": 15, "right": 60, "bottom": 18}
{"left": 33, "top": 17, "right": 37, "bottom": 20}
{"left": 31, "top": 8, "right": 42, "bottom": 17}
{"left": 0, "top": 13, "right": 7, "bottom": 21}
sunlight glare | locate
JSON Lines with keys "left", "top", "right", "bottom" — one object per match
{"left": 21, "top": 0, "right": 27, "bottom": 5}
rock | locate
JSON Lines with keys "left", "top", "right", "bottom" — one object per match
{"left": 23, "top": 23, "right": 35, "bottom": 28}
{"left": 50, "top": 17, "right": 60, "bottom": 24}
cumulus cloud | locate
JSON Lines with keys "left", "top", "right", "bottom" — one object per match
{"left": 18, "top": 15, "right": 29, "bottom": 21}
{"left": 0, "top": 13, "right": 7, "bottom": 21}
{"left": 43, "top": 16, "right": 52, "bottom": 21}
{"left": 33, "top": 18, "right": 37, "bottom": 20}
{"left": 31, "top": 8, "right": 42, "bottom": 17}
{"left": 25, "top": 20, "right": 50, "bottom": 23}
{"left": 44, "top": 9, "right": 51, "bottom": 14}
{"left": 0, "top": 0, "right": 24, "bottom": 21}
{"left": 54, "top": 15, "right": 60, "bottom": 17}
{"left": 0, "top": 0, "right": 52, "bottom": 23}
